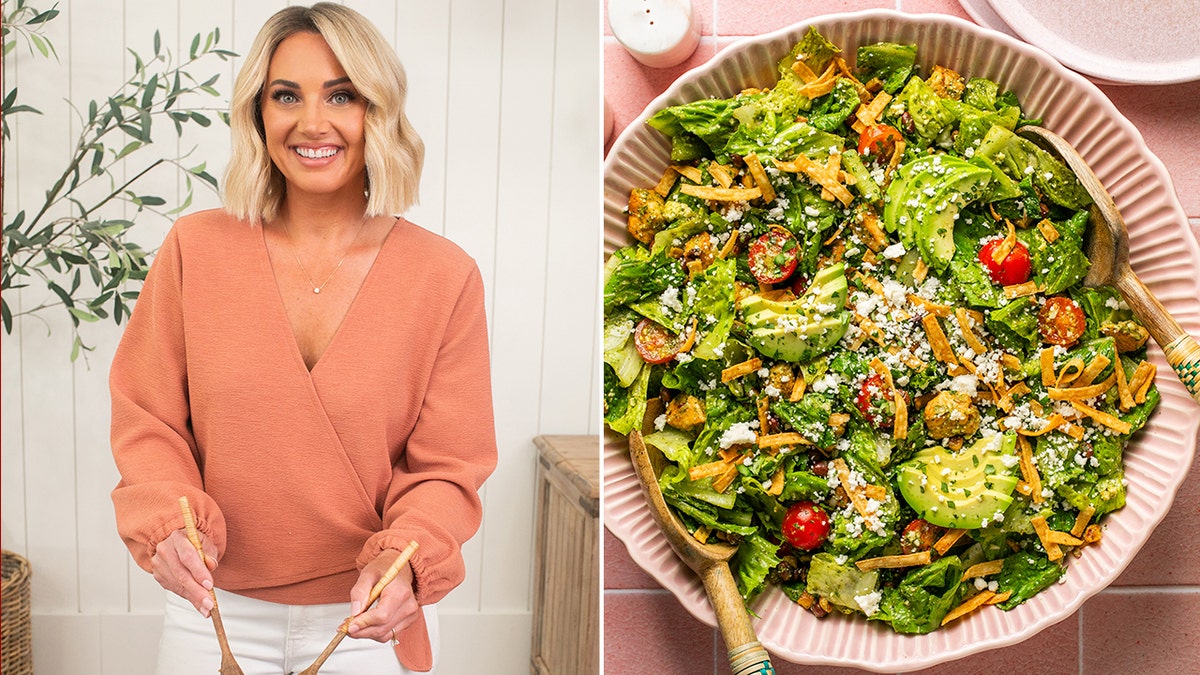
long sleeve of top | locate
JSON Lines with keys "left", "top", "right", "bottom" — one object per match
{"left": 110, "top": 209, "right": 498, "bottom": 671}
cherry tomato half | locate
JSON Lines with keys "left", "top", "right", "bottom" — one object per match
{"left": 857, "top": 124, "right": 904, "bottom": 159}
{"left": 1038, "top": 296, "right": 1086, "bottom": 348}
{"left": 747, "top": 228, "right": 799, "bottom": 285}
{"left": 900, "top": 519, "right": 944, "bottom": 554}
{"left": 782, "top": 501, "right": 832, "bottom": 551}
{"left": 633, "top": 318, "right": 682, "bottom": 364}
{"left": 978, "top": 238, "right": 1032, "bottom": 286}
{"left": 855, "top": 372, "right": 895, "bottom": 428}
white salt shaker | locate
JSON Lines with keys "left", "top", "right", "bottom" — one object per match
{"left": 608, "top": 0, "right": 700, "bottom": 69}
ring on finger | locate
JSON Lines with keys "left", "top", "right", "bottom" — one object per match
{"left": 390, "top": 627, "right": 399, "bottom": 646}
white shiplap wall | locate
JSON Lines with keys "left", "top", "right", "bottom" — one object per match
{"left": 0, "top": 0, "right": 600, "bottom": 672}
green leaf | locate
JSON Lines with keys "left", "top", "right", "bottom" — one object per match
{"left": 47, "top": 280, "right": 74, "bottom": 308}
{"left": 167, "top": 188, "right": 193, "bottom": 215}
{"left": 3, "top": 87, "right": 16, "bottom": 109}
{"left": 115, "top": 140, "right": 142, "bottom": 159}
{"left": 87, "top": 98, "right": 97, "bottom": 121}
{"left": 29, "top": 8, "right": 59, "bottom": 24}
{"left": 153, "top": 30, "right": 161, "bottom": 56}
{"left": 2, "top": 299, "right": 11, "bottom": 334}
{"left": 140, "top": 74, "right": 158, "bottom": 109}
{"left": 4, "top": 41, "right": 15, "bottom": 57}
{"left": 6, "top": 210, "right": 25, "bottom": 231}
{"left": 30, "top": 32, "right": 48, "bottom": 57}
{"left": 70, "top": 335, "right": 81, "bottom": 362}
{"left": 138, "top": 195, "right": 166, "bottom": 206}
{"left": 189, "top": 111, "right": 211, "bottom": 127}
{"left": 127, "top": 47, "right": 143, "bottom": 74}
{"left": 189, "top": 33, "right": 200, "bottom": 59}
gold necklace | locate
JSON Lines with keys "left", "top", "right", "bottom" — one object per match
{"left": 280, "top": 213, "right": 370, "bottom": 294}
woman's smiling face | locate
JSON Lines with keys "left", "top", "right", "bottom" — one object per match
{"left": 260, "top": 31, "right": 368, "bottom": 203}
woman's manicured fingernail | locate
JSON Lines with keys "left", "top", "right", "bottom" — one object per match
{"left": 347, "top": 623, "right": 359, "bottom": 633}
{"left": 202, "top": 579, "right": 213, "bottom": 590}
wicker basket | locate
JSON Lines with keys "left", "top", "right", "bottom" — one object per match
{"left": 2, "top": 550, "right": 33, "bottom": 675}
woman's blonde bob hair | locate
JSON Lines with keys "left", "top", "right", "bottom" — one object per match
{"left": 223, "top": 3, "right": 424, "bottom": 223}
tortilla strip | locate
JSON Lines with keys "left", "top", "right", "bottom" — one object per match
{"left": 832, "top": 458, "right": 876, "bottom": 519}
{"left": 797, "top": 62, "right": 839, "bottom": 98}
{"left": 716, "top": 231, "right": 739, "bottom": 259}
{"left": 962, "top": 560, "right": 1005, "bottom": 580}
{"left": 941, "top": 590, "right": 997, "bottom": 626}
{"left": 792, "top": 58, "right": 819, "bottom": 83}
{"left": 1003, "top": 280, "right": 1040, "bottom": 299}
{"left": 1048, "top": 373, "right": 1116, "bottom": 401}
{"left": 1030, "top": 516, "right": 1064, "bottom": 561}
{"left": 934, "top": 528, "right": 969, "bottom": 555}
{"left": 1071, "top": 505, "right": 1097, "bottom": 538}
{"left": 671, "top": 164, "right": 704, "bottom": 184}
{"left": 921, "top": 314, "right": 958, "bottom": 365}
{"left": 1036, "top": 218, "right": 1060, "bottom": 243}
{"left": 882, "top": 137, "right": 906, "bottom": 186}
{"left": 767, "top": 465, "right": 787, "bottom": 497}
{"left": 757, "top": 432, "right": 811, "bottom": 449}
{"left": 1015, "top": 480, "right": 1033, "bottom": 496}
{"left": 912, "top": 257, "right": 928, "bottom": 283}
{"left": 1040, "top": 348, "right": 1057, "bottom": 387}
{"left": 907, "top": 294, "right": 953, "bottom": 317}
{"left": 856, "top": 550, "right": 932, "bottom": 571}
{"left": 893, "top": 390, "right": 909, "bottom": 441}
{"left": 954, "top": 307, "right": 988, "bottom": 356}
{"left": 1060, "top": 421, "right": 1086, "bottom": 441}
{"left": 1082, "top": 523, "right": 1102, "bottom": 544}
{"left": 688, "top": 460, "right": 732, "bottom": 480}
{"left": 722, "top": 357, "right": 763, "bottom": 383}
{"left": 693, "top": 525, "right": 711, "bottom": 544}
{"left": 712, "top": 463, "right": 740, "bottom": 493}
{"left": 756, "top": 396, "right": 771, "bottom": 438}
{"left": 862, "top": 484, "right": 888, "bottom": 502}
{"left": 744, "top": 153, "right": 776, "bottom": 203}
{"left": 855, "top": 93, "right": 894, "bottom": 129}
{"left": 820, "top": 149, "right": 843, "bottom": 202}
{"left": 1070, "top": 400, "right": 1133, "bottom": 435}
{"left": 1074, "top": 354, "right": 1112, "bottom": 388}
{"left": 1017, "top": 435, "right": 1045, "bottom": 505}
{"left": 1056, "top": 357, "right": 1087, "bottom": 387}
{"left": 1131, "top": 361, "right": 1157, "bottom": 404}
{"left": 1043, "top": 529, "right": 1084, "bottom": 546}
{"left": 992, "top": 221, "right": 1018, "bottom": 265}
{"left": 1112, "top": 350, "right": 1135, "bottom": 411}
{"left": 855, "top": 313, "right": 889, "bottom": 348}
{"left": 789, "top": 370, "right": 807, "bottom": 402}
{"left": 708, "top": 161, "right": 735, "bottom": 189}
{"left": 986, "top": 590, "right": 1013, "bottom": 605}
{"left": 772, "top": 154, "right": 855, "bottom": 206}
{"left": 1015, "top": 413, "right": 1066, "bottom": 438}
{"left": 653, "top": 167, "right": 680, "bottom": 197}
{"left": 679, "top": 184, "right": 762, "bottom": 202}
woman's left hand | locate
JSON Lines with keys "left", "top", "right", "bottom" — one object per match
{"left": 346, "top": 548, "right": 420, "bottom": 643}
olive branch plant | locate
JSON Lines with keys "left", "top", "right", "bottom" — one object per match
{"left": 2, "top": 0, "right": 237, "bottom": 360}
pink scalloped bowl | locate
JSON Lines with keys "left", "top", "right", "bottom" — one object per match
{"left": 603, "top": 10, "right": 1200, "bottom": 671}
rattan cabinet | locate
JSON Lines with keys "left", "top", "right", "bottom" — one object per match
{"left": 531, "top": 435, "right": 599, "bottom": 675}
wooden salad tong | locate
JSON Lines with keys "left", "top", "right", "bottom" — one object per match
{"left": 298, "top": 540, "right": 420, "bottom": 675}
{"left": 1018, "top": 125, "right": 1200, "bottom": 405}
{"left": 179, "top": 496, "right": 244, "bottom": 675}
{"left": 628, "top": 429, "right": 775, "bottom": 675}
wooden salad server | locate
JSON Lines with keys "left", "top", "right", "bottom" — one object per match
{"left": 1018, "top": 125, "right": 1200, "bottom": 405}
{"left": 628, "top": 429, "right": 775, "bottom": 675}
{"left": 298, "top": 540, "right": 420, "bottom": 675}
{"left": 179, "top": 496, "right": 244, "bottom": 675}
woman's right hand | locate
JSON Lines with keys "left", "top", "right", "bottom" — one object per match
{"left": 152, "top": 528, "right": 218, "bottom": 617}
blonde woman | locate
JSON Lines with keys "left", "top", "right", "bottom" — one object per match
{"left": 109, "top": 4, "right": 496, "bottom": 673}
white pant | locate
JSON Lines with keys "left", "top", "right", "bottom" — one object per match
{"left": 157, "top": 589, "right": 439, "bottom": 674}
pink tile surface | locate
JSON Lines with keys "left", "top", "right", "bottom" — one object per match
{"left": 604, "top": 592, "right": 718, "bottom": 674}
{"left": 1081, "top": 591, "right": 1200, "bottom": 674}
{"left": 602, "top": 3, "right": 1200, "bottom": 672}
{"left": 1114, "top": 445, "right": 1200, "bottom": 585}
{"left": 715, "top": 0, "right": 893, "bottom": 36}
{"left": 604, "top": 527, "right": 661, "bottom": 589}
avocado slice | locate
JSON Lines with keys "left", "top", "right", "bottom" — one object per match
{"left": 884, "top": 155, "right": 991, "bottom": 272}
{"left": 739, "top": 262, "right": 849, "bottom": 362}
{"left": 897, "top": 433, "right": 1019, "bottom": 529}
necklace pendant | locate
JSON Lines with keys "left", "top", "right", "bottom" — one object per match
{"left": 313, "top": 287, "right": 321, "bottom": 294}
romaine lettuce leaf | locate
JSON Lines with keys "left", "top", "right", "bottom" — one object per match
{"left": 856, "top": 42, "right": 917, "bottom": 94}
{"left": 872, "top": 555, "right": 963, "bottom": 633}
{"left": 806, "top": 552, "right": 880, "bottom": 613}
{"left": 734, "top": 531, "right": 783, "bottom": 603}
{"left": 995, "top": 552, "right": 1064, "bottom": 610}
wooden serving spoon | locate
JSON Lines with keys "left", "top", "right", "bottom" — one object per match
{"left": 178, "top": 496, "right": 244, "bottom": 675}
{"left": 298, "top": 540, "right": 419, "bottom": 675}
{"left": 1018, "top": 125, "right": 1200, "bottom": 405}
{"left": 628, "top": 430, "right": 775, "bottom": 675}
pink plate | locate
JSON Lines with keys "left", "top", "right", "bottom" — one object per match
{"left": 603, "top": 10, "right": 1200, "bottom": 671}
